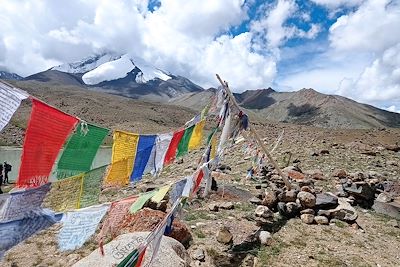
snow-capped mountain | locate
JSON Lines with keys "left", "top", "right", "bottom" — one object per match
{"left": 0, "top": 71, "right": 22, "bottom": 80}
{"left": 25, "top": 52, "right": 203, "bottom": 102}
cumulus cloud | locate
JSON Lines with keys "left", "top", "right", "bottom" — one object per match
{"left": 310, "top": 0, "right": 364, "bottom": 9}
{"left": 0, "top": 0, "right": 322, "bottom": 92}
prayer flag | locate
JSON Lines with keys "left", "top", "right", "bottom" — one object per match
{"left": 0, "top": 81, "right": 29, "bottom": 132}
{"left": 98, "top": 195, "right": 138, "bottom": 253}
{"left": 148, "top": 133, "right": 173, "bottom": 175}
{"left": 43, "top": 174, "right": 83, "bottom": 212}
{"left": 0, "top": 183, "right": 51, "bottom": 222}
{"left": 17, "top": 99, "right": 79, "bottom": 188}
{"left": 131, "top": 135, "right": 156, "bottom": 182}
{"left": 169, "top": 179, "right": 187, "bottom": 204}
{"left": 164, "top": 129, "right": 185, "bottom": 164}
{"left": 0, "top": 209, "right": 59, "bottom": 259}
{"left": 56, "top": 123, "right": 109, "bottom": 179}
{"left": 176, "top": 125, "right": 195, "bottom": 158}
{"left": 151, "top": 184, "right": 171, "bottom": 203}
{"left": 117, "top": 247, "right": 146, "bottom": 267}
{"left": 129, "top": 191, "right": 158, "bottom": 214}
{"left": 104, "top": 131, "right": 139, "bottom": 186}
{"left": 80, "top": 165, "right": 108, "bottom": 208}
{"left": 188, "top": 120, "right": 205, "bottom": 150}
{"left": 58, "top": 204, "right": 110, "bottom": 251}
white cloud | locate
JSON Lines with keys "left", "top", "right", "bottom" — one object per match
{"left": 310, "top": 0, "right": 364, "bottom": 9}
{"left": 386, "top": 105, "right": 400, "bottom": 113}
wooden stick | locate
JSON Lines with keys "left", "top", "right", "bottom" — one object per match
{"left": 215, "top": 74, "right": 292, "bottom": 190}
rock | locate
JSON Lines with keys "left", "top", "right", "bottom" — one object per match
{"left": 329, "top": 198, "right": 358, "bottom": 222}
{"left": 258, "top": 231, "right": 273, "bottom": 245}
{"left": 217, "top": 226, "right": 233, "bottom": 244}
{"left": 220, "top": 202, "right": 234, "bottom": 210}
{"left": 192, "top": 248, "right": 205, "bottom": 261}
{"left": 277, "top": 202, "right": 286, "bottom": 215}
{"left": 278, "top": 190, "right": 298, "bottom": 203}
{"left": 300, "top": 186, "right": 314, "bottom": 193}
{"left": 343, "top": 182, "right": 375, "bottom": 204}
{"left": 300, "top": 209, "right": 315, "bottom": 215}
{"left": 320, "top": 149, "right": 330, "bottom": 155}
{"left": 317, "top": 209, "right": 331, "bottom": 217}
{"left": 332, "top": 169, "right": 347, "bottom": 178}
{"left": 262, "top": 190, "right": 277, "bottom": 209}
{"left": 255, "top": 205, "right": 274, "bottom": 218}
{"left": 249, "top": 197, "right": 262, "bottom": 205}
{"left": 285, "top": 202, "right": 300, "bottom": 217}
{"left": 297, "top": 191, "right": 316, "bottom": 208}
{"left": 315, "top": 193, "right": 338, "bottom": 209}
{"left": 372, "top": 200, "right": 400, "bottom": 220}
{"left": 300, "top": 214, "right": 314, "bottom": 224}
{"left": 304, "top": 169, "right": 325, "bottom": 180}
{"left": 314, "top": 215, "right": 329, "bottom": 225}
{"left": 208, "top": 203, "right": 219, "bottom": 212}
{"left": 376, "top": 192, "right": 393, "bottom": 203}
{"left": 287, "top": 170, "right": 305, "bottom": 181}
{"left": 388, "top": 219, "right": 399, "bottom": 228}
{"left": 120, "top": 208, "right": 191, "bottom": 245}
{"left": 73, "top": 232, "right": 190, "bottom": 267}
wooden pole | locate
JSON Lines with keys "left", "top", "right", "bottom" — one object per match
{"left": 215, "top": 74, "right": 292, "bottom": 190}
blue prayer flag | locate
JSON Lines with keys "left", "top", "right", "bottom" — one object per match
{"left": 130, "top": 135, "right": 156, "bottom": 182}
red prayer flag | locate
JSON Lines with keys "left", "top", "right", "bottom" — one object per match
{"left": 17, "top": 98, "right": 78, "bottom": 188}
{"left": 192, "top": 169, "right": 204, "bottom": 194}
{"left": 163, "top": 129, "right": 185, "bottom": 165}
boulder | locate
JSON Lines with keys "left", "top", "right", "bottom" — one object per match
{"left": 255, "top": 205, "right": 274, "bottom": 218}
{"left": 329, "top": 198, "right": 358, "bottom": 222}
{"left": 258, "top": 231, "right": 273, "bottom": 245}
{"left": 73, "top": 232, "right": 190, "bottom": 267}
{"left": 300, "top": 209, "right": 315, "bottom": 215}
{"left": 315, "top": 193, "right": 338, "bottom": 209}
{"left": 303, "top": 169, "right": 325, "bottom": 180}
{"left": 120, "top": 208, "right": 191, "bottom": 245}
{"left": 300, "top": 186, "right": 314, "bottom": 193}
{"left": 343, "top": 182, "right": 375, "bottom": 206}
{"left": 277, "top": 202, "right": 286, "bottom": 216}
{"left": 262, "top": 190, "right": 277, "bottom": 209}
{"left": 278, "top": 190, "right": 298, "bottom": 203}
{"left": 332, "top": 169, "right": 347, "bottom": 178}
{"left": 314, "top": 216, "right": 329, "bottom": 225}
{"left": 249, "top": 197, "right": 262, "bottom": 205}
{"left": 300, "top": 214, "right": 314, "bottom": 224}
{"left": 287, "top": 170, "right": 305, "bottom": 181}
{"left": 372, "top": 200, "right": 400, "bottom": 220}
{"left": 376, "top": 192, "right": 393, "bottom": 203}
{"left": 297, "top": 192, "right": 316, "bottom": 208}
{"left": 220, "top": 202, "right": 234, "bottom": 210}
{"left": 217, "top": 226, "right": 233, "bottom": 244}
{"left": 192, "top": 248, "right": 205, "bottom": 261}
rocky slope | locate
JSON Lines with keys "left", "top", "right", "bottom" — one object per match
{"left": 173, "top": 88, "right": 400, "bottom": 129}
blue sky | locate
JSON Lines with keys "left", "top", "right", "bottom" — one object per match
{"left": 0, "top": 0, "right": 399, "bottom": 112}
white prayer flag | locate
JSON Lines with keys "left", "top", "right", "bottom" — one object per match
{"left": 0, "top": 81, "right": 29, "bottom": 131}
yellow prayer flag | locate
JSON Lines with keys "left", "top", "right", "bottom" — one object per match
{"left": 188, "top": 120, "right": 205, "bottom": 151}
{"left": 104, "top": 158, "right": 130, "bottom": 186}
{"left": 151, "top": 184, "right": 171, "bottom": 203}
{"left": 210, "top": 134, "right": 217, "bottom": 159}
{"left": 43, "top": 173, "right": 84, "bottom": 212}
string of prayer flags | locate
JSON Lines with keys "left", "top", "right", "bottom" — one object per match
{"left": 56, "top": 122, "right": 109, "bottom": 179}
{"left": 182, "top": 175, "right": 194, "bottom": 198}
{"left": 176, "top": 125, "right": 195, "bottom": 158}
{"left": 148, "top": 133, "right": 173, "bottom": 175}
{"left": 43, "top": 174, "right": 83, "bottom": 212}
{"left": 17, "top": 99, "right": 79, "bottom": 188}
{"left": 129, "top": 190, "right": 158, "bottom": 214}
{"left": 0, "top": 209, "right": 60, "bottom": 259}
{"left": 58, "top": 204, "right": 110, "bottom": 251}
{"left": 164, "top": 129, "right": 185, "bottom": 164}
{"left": 80, "top": 165, "right": 108, "bottom": 208}
{"left": 0, "top": 81, "right": 29, "bottom": 132}
{"left": 131, "top": 135, "right": 156, "bottom": 182}
{"left": 188, "top": 120, "right": 205, "bottom": 150}
{"left": 192, "top": 168, "right": 205, "bottom": 195}
{"left": 105, "top": 131, "right": 139, "bottom": 186}
{"left": 0, "top": 183, "right": 51, "bottom": 222}
{"left": 98, "top": 196, "right": 138, "bottom": 254}
{"left": 217, "top": 108, "right": 232, "bottom": 156}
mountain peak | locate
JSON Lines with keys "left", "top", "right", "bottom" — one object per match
{"left": 0, "top": 71, "right": 23, "bottom": 80}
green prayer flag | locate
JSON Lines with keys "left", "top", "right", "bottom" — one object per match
{"left": 207, "top": 127, "right": 218, "bottom": 144}
{"left": 57, "top": 123, "right": 109, "bottom": 179}
{"left": 79, "top": 165, "right": 108, "bottom": 208}
{"left": 129, "top": 190, "right": 157, "bottom": 214}
{"left": 117, "top": 249, "right": 139, "bottom": 267}
{"left": 176, "top": 125, "right": 195, "bottom": 158}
